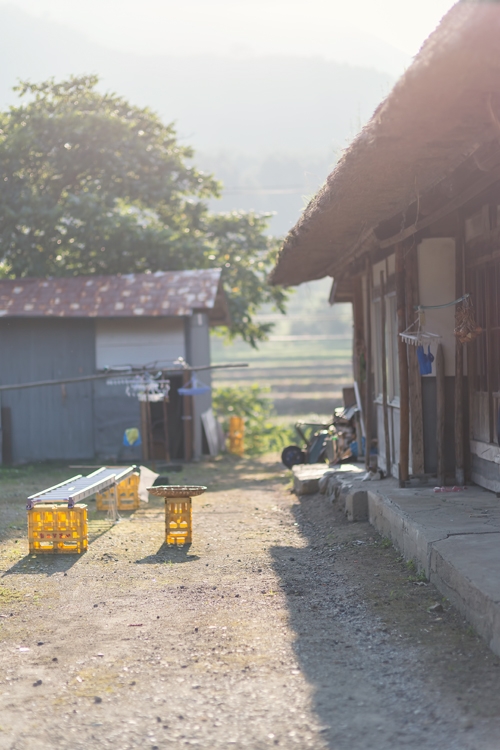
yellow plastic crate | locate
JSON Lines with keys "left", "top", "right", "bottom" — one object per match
{"left": 229, "top": 415, "right": 244, "bottom": 456}
{"left": 96, "top": 473, "right": 140, "bottom": 511}
{"left": 165, "top": 498, "right": 192, "bottom": 546}
{"left": 28, "top": 504, "right": 88, "bottom": 554}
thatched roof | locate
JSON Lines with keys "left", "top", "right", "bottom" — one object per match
{"left": 270, "top": 1, "right": 500, "bottom": 286}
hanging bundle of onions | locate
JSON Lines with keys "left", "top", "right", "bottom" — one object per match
{"left": 454, "top": 295, "right": 482, "bottom": 344}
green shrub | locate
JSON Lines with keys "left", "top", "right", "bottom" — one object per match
{"left": 212, "top": 384, "right": 294, "bottom": 455}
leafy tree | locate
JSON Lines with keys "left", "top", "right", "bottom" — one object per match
{"left": 0, "top": 75, "right": 287, "bottom": 345}
{"left": 212, "top": 384, "right": 294, "bottom": 455}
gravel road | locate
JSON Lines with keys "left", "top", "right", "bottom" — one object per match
{"left": 1, "top": 456, "right": 500, "bottom": 749}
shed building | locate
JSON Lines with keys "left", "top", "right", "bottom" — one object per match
{"left": 0, "top": 269, "right": 229, "bottom": 465}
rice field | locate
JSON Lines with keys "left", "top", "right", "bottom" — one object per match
{"left": 211, "top": 335, "right": 353, "bottom": 424}
{"left": 211, "top": 280, "right": 354, "bottom": 429}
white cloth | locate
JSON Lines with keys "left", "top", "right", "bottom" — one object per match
{"left": 138, "top": 466, "right": 160, "bottom": 503}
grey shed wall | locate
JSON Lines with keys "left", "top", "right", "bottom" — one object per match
{"left": 0, "top": 318, "right": 95, "bottom": 463}
{"left": 185, "top": 313, "right": 212, "bottom": 459}
{"left": 93, "top": 378, "right": 142, "bottom": 463}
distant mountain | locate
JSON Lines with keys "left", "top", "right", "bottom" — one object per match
{"left": 0, "top": 4, "right": 394, "bottom": 234}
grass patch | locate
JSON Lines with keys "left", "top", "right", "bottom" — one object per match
{"left": 0, "top": 584, "right": 23, "bottom": 604}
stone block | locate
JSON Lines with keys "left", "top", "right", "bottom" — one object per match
{"left": 292, "top": 464, "right": 329, "bottom": 495}
{"left": 345, "top": 490, "right": 368, "bottom": 521}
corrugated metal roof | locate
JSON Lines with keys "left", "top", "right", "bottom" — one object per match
{"left": 0, "top": 270, "right": 226, "bottom": 320}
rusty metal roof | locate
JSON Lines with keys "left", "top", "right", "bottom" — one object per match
{"left": 0, "top": 270, "right": 229, "bottom": 324}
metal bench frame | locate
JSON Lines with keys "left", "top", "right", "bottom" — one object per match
{"left": 26, "top": 466, "right": 137, "bottom": 509}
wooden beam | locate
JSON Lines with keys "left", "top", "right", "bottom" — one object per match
{"left": 380, "top": 270, "right": 391, "bottom": 476}
{"left": 365, "top": 257, "right": 373, "bottom": 471}
{"left": 436, "top": 344, "right": 445, "bottom": 487}
{"left": 405, "top": 244, "right": 424, "bottom": 476}
{"left": 455, "top": 215, "right": 465, "bottom": 486}
{"left": 396, "top": 244, "right": 409, "bottom": 485}
{"left": 465, "top": 224, "right": 500, "bottom": 262}
{"left": 379, "top": 165, "right": 500, "bottom": 250}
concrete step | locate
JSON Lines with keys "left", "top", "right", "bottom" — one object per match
{"left": 337, "top": 473, "right": 500, "bottom": 658}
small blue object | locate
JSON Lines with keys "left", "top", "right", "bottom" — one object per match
{"left": 351, "top": 437, "right": 366, "bottom": 460}
{"left": 123, "top": 428, "right": 141, "bottom": 447}
{"left": 417, "top": 345, "right": 434, "bottom": 375}
{"left": 178, "top": 376, "right": 211, "bottom": 396}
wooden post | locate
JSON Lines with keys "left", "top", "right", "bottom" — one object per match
{"left": 486, "top": 272, "right": 494, "bottom": 444}
{"left": 182, "top": 370, "right": 193, "bottom": 462}
{"left": 146, "top": 393, "right": 154, "bottom": 464}
{"left": 455, "top": 217, "right": 465, "bottom": 485}
{"left": 140, "top": 401, "right": 149, "bottom": 462}
{"left": 396, "top": 244, "right": 409, "bottom": 486}
{"left": 406, "top": 245, "right": 425, "bottom": 476}
{"left": 436, "top": 344, "right": 445, "bottom": 487}
{"left": 364, "top": 257, "right": 373, "bottom": 470}
{"left": 380, "top": 270, "right": 391, "bottom": 476}
{"left": 162, "top": 397, "right": 171, "bottom": 463}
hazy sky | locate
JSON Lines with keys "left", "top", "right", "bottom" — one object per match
{"left": 3, "top": 0, "right": 457, "bottom": 61}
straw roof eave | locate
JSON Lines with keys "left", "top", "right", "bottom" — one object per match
{"left": 270, "top": 1, "right": 500, "bottom": 287}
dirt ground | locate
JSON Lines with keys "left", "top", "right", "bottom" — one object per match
{"left": 1, "top": 456, "right": 500, "bottom": 750}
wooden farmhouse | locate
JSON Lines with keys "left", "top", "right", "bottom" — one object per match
{"left": 271, "top": 2, "right": 500, "bottom": 491}
{"left": 0, "top": 269, "right": 229, "bottom": 465}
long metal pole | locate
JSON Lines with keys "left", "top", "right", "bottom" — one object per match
{"left": 0, "top": 363, "right": 249, "bottom": 392}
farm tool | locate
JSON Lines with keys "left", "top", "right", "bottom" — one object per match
{"left": 281, "top": 421, "right": 335, "bottom": 469}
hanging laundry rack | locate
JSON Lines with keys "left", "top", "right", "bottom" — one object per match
{"left": 399, "top": 293, "right": 472, "bottom": 346}
{"left": 106, "top": 373, "right": 170, "bottom": 402}
{"left": 400, "top": 311, "right": 441, "bottom": 346}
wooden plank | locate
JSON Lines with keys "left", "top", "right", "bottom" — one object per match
{"left": 436, "top": 344, "right": 446, "bottom": 487}
{"left": 396, "top": 244, "right": 409, "bottom": 486}
{"left": 379, "top": 165, "right": 500, "bottom": 250}
{"left": 380, "top": 270, "right": 391, "bottom": 476}
{"left": 364, "top": 257, "right": 373, "bottom": 470}
{"left": 455, "top": 215, "right": 465, "bottom": 485}
{"left": 405, "top": 245, "right": 425, "bottom": 475}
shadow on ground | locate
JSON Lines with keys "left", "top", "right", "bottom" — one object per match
{"left": 2, "top": 519, "right": 115, "bottom": 577}
{"left": 3, "top": 552, "right": 81, "bottom": 577}
{"left": 179, "top": 455, "right": 290, "bottom": 494}
{"left": 270, "top": 486, "right": 500, "bottom": 749}
{"left": 135, "top": 542, "right": 200, "bottom": 565}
